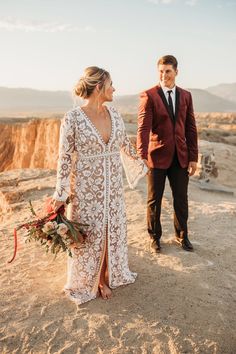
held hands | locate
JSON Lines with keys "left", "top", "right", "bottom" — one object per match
{"left": 188, "top": 161, "right": 197, "bottom": 176}
{"left": 142, "top": 159, "right": 151, "bottom": 174}
{"left": 142, "top": 159, "right": 150, "bottom": 169}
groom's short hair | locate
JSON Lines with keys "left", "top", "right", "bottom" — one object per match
{"left": 157, "top": 55, "right": 178, "bottom": 70}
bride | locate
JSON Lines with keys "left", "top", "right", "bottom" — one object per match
{"left": 52, "top": 66, "right": 147, "bottom": 304}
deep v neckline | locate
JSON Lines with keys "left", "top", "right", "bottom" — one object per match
{"left": 79, "top": 106, "right": 113, "bottom": 146}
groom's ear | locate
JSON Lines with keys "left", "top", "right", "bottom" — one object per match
{"left": 175, "top": 69, "right": 178, "bottom": 77}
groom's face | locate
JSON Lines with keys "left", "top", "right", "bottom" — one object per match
{"left": 158, "top": 64, "right": 178, "bottom": 88}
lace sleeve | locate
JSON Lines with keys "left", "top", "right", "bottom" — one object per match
{"left": 119, "top": 115, "right": 148, "bottom": 189}
{"left": 53, "top": 112, "right": 75, "bottom": 201}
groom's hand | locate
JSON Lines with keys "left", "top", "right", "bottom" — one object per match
{"left": 188, "top": 161, "right": 197, "bottom": 176}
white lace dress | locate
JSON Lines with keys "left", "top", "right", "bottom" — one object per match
{"left": 53, "top": 106, "right": 147, "bottom": 305}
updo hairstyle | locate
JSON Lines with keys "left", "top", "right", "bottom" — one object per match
{"left": 74, "top": 66, "right": 110, "bottom": 99}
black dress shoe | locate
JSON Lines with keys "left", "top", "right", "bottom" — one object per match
{"left": 175, "top": 236, "right": 194, "bottom": 252}
{"left": 150, "top": 239, "right": 161, "bottom": 253}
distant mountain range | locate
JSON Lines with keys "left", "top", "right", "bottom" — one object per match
{"left": 0, "top": 84, "right": 236, "bottom": 116}
{"left": 206, "top": 83, "right": 236, "bottom": 103}
{"left": 113, "top": 89, "right": 236, "bottom": 114}
{"left": 0, "top": 87, "right": 73, "bottom": 113}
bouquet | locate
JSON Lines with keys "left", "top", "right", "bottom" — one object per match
{"left": 8, "top": 198, "right": 88, "bottom": 263}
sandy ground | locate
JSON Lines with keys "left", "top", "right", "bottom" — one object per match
{"left": 0, "top": 166, "right": 236, "bottom": 354}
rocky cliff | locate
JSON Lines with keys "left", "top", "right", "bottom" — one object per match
{"left": 1, "top": 117, "right": 236, "bottom": 193}
{"left": 0, "top": 118, "right": 61, "bottom": 171}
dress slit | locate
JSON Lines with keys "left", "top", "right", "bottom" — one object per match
{"left": 105, "top": 224, "right": 110, "bottom": 286}
{"left": 92, "top": 223, "right": 109, "bottom": 294}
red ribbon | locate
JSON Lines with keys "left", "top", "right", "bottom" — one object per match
{"left": 8, "top": 228, "right": 18, "bottom": 263}
{"left": 8, "top": 201, "right": 65, "bottom": 264}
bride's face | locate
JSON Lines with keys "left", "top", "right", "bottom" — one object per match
{"left": 102, "top": 78, "right": 115, "bottom": 102}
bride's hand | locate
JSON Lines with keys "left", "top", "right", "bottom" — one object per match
{"left": 51, "top": 199, "right": 65, "bottom": 212}
{"left": 142, "top": 159, "right": 150, "bottom": 175}
{"left": 142, "top": 159, "right": 150, "bottom": 169}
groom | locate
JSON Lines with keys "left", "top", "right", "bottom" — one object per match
{"left": 137, "top": 55, "right": 198, "bottom": 252}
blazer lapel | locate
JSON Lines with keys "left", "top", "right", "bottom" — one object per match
{"left": 157, "top": 86, "right": 175, "bottom": 124}
{"left": 175, "top": 87, "right": 180, "bottom": 122}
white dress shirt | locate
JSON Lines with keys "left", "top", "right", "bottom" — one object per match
{"left": 160, "top": 85, "right": 176, "bottom": 114}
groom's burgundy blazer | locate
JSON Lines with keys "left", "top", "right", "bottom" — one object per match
{"left": 137, "top": 85, "right": 198, "bottom": 169}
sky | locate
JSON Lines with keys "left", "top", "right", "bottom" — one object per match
{"left": 0, "top": 0, "right": 236, "bottom": 95}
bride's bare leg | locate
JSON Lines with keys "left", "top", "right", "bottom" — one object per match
{"left": 99, "top": 235, "right": 112, "bottom": 299}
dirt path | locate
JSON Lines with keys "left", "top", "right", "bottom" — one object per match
{"left": 0, "top": 169, "right": 235, "bottom": 353}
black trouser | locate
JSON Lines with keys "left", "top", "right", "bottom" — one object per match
{"left": 147, "top": 153, "right": 189, "bottom": 240}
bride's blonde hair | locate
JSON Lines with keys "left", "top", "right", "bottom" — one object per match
{"left": 74, "top": 66, "right": 110, "bottom": 99}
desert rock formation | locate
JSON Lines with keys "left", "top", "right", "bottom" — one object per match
{"left": 0, "top": 118, "right": 60, "bottom": 171}
{"left": 1, "top": 115, "right": 236, "bottom": 192}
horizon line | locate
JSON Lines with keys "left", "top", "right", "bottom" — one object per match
{"left": 1, "top": 82, "right": 236, "bottom": 96}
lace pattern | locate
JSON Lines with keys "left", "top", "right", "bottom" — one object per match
{"left": 54, "top": 106, "right": 146, "bottom": 305}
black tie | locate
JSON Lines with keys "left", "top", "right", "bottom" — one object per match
{"left": 167, "top": 90, "right": 175, "bottom": 121}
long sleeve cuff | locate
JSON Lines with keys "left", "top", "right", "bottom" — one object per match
{"left": 120, "top": 151, "right": 148, "bottom": 189}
